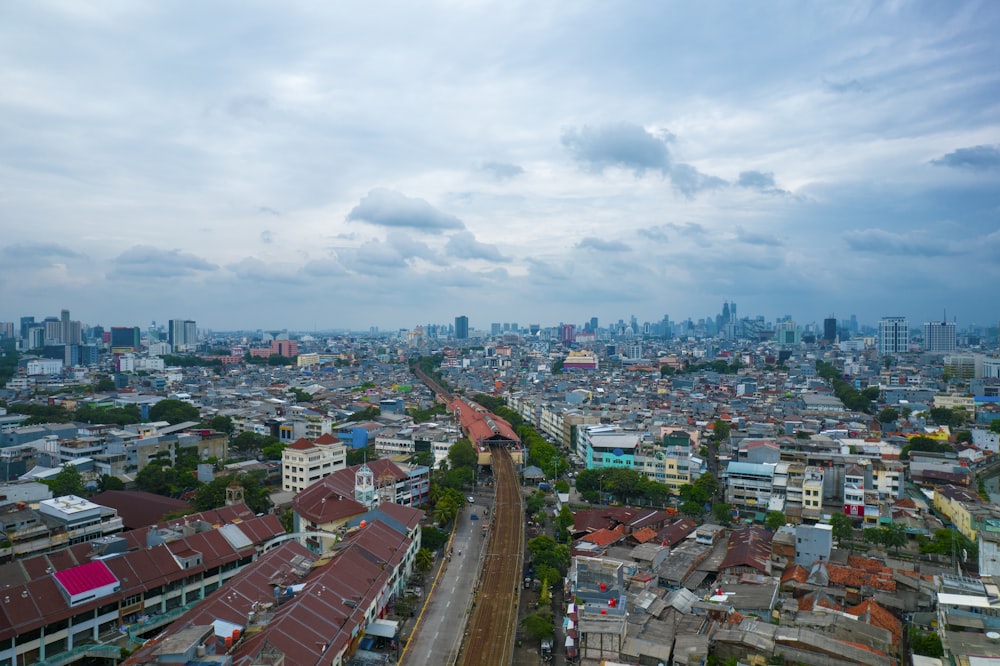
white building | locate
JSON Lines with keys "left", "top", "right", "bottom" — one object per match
{"left": 878, "top": 316, "right": 909, "bottom": 355}
{"left": 281, "top": 434, "right": 347, "bottom": 493}
{"left": 923, "top": 320, "right": 956, "bottom": 353}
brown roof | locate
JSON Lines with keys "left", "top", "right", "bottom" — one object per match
{"left": 719, "top": 526, "right": 773, "bottom": 574}
{"left": 91, "top": 490, "right": 193, "bottom": 530}
{"left": 630, "top": 526, "right": 658, "bottom": 544}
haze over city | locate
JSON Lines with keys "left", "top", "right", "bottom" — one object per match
{"left": 2, "top": 2, "right": 998, "bottom": 331}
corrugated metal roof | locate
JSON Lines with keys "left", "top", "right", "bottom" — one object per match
{"left": 53, "top": 560, "right": 118, "bottom": 596}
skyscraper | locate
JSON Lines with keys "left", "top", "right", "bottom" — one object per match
{"left": 168, "top": 319, "right": 198, "bottom": 351}
{"left": 454, "top": 315, "right": 469, "bottom": 340}
{"left": 878, "top": 317, "right": 909, "bottom": 355}
{"left": 823, "top": 317, "right": 837, "bottom": 343}
{"left": 923, "top": 320, "right": 956, "bottom": 353}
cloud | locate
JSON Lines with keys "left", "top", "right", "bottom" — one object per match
{"left": 260, "top": 230, "right": 274, "bottom": 244}
{"left": 258, "top": 206, "right": 280, "bottom": 216}
{"left": 736, "top": 227, "right": 782, "bottom": 247}
{"left": 445, "top": 230, "right": 507, "bottom": 261}
{"left": 576, "top": 237, "right": 631, "bottom": 253}
{"left": 0, "top": 242, "right": 84, "bottom": 265}
{"left": 111, "top": 246, "right": 218, "bottom": 278}
{"left": 637, "top": 226, "right": 669, "bottom": 242}
{"left": 737, "top": 171, "right": 775, "bottom": 189}
{"left": 670, "top": 163, "right": 727, "bottom": 197}
{"left": 825, "top": 78, "right": 871, "bottom": 94}
{"left": 842, "top": 228, "right": 959, "bottom": 257}
{"left": 931, "top": 145, "right": 1000, "bottom": 171}
{"left": 227, "top": 257, "right": 305, "bottom": 284}
{"left": 562, "top": 122, "right": 672, "bottom": 174}
{"left": 481, "top": 161, "right": 524, "bottom": 180}
{"left": 301, "top": 257, "right": 349, "bottom": 276}
{"left": 347, "top": 188, "right": 465, "bottom": 232}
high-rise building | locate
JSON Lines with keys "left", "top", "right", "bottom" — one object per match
{"left": 19, "top": 316, "right": 35, "bottom": 340}
{"left": 823, "top": 317, "right": 837, "bottom": 343}
{"left": 454, "top": 316, "right": 469, "bottom": 339}
{"left": 560, "top": 324, "right": 575, "bottom": 343}
{"left": 110, "top": 326, "right": 141, "bottom": 350}
{"left": 878, "top": 317, "right": 909, "bottom": 355}
{"left": 924, "top": 320, "right": 956, "bottom": 353}
{"left": 168, "top": 319, "right": 198, "bottom": 351}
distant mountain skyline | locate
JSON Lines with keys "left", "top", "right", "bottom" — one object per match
{"left": 1, "top": 2, "right": 998, "bottom": 331}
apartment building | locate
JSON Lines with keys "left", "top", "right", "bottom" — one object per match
{"left": 635, "top": 445, "right": 692, "bottom": 494}
{"left": 281, "top": 434, "right": 347, "bottom": 493}
{"left": 724, "top": 461, "right": 778, "bottom": 519}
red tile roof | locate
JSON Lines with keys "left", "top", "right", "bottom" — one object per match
{"left": 847, "top": 598, "right": 901, "bottom": 647}
{"left": 631, "top": 526, "right": 658, "bottom": 544}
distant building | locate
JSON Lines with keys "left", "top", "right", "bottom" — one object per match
{"left": 877, "top": 316, "right": 908, "bottom": 355}
{"left": 455, "top": 315, "right": 469, "bottom": 339}
{"left": 823, "top": 317, "right": 837, "bottom": 343}
{"left": 168, "top": 319, "right": 197, "bottom": 351}
{"left": 110, "top": 326, "right": 141, "bottom": 350}
{"left": 923, "top": 320, "right": 957, "bottom": 353}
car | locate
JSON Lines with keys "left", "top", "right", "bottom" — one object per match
{"left": 467, "top": 496, "right": 475, "bottom": 503}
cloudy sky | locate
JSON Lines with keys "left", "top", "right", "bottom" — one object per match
{"left": 2, "top": 1, "right": 998, "bottom": 333}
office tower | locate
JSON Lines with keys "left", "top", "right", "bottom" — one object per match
{"left": 560, "top": 324, "right": 575, "bottom": 343}
{"left": 823, "top": 317, "right": 837, "bottom": 343}
{"left": 168, "top": 319, "right": 198, "bottom": 351}
{"left": 878, "top": 317, "right": 909, "bottom": 355}
{"left": 923, "top": 320, "right": 956, "bottom": 353}
{"left": 491, "top": 323, "right": 502, "bottom": 336}
{"left": 454, "top": 316, "right": 469, "bottom": 339}
{"left": 19, "top": 316, "right": 34, "bottom": 340}
{"left": 110, "top": 326, "right": 141, "bottom": 350}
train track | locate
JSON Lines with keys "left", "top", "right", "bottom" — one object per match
{"left": 457, "top": 444, "right": 523, "bottom": 666}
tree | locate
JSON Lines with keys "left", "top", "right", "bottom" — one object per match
{"left": 765, "top": 511, "right": 786, "bottom": 531}
{"left": 554, "top": 479, "right": 570, "bottom": 494}
{"left": 415, "top": 548, "right": 434, "bottom": 579}
{"left": 232, "top": 432, "right": 265, "bottom": 458}
{"left": 555, "top": 505, "right": 574, "bottom": 543}
{"left": 909, "top": 628, "right": 943, "bottom": 658}
{"left": 447, "top": 439, "right": 478, "bottom": 470}
{"left": 881, "top": 522, "right": 907, "bottom": 553}
{"left": 877, "top": 407, "right": 898, "bottom": 425}
{"left": 346, "top": 444, "right": 377, "bottom": 466}
{"left": 712, "top": 503, "right": 734, "bottom": 525}
{"left": 521, "top": 611, "right": 554, "bottom": 641}
{"left": 990, "top": 419, "right": 1000, "bottom": 435}
{"left": 712, "top": 420, "right": 731, "bottom": 443}
{"left": 261, "top": 439, "right": 286, "bottom": 461}
{"left": 98, "top": 474, "right": 125, "bottom": 492}
{"left": 94, "top": 376, "right": 116, "bottom": 392}
{"left": 829, "top": 512, "right": 854, "bottom": 546}
{"left": 955, "top": 430, "right": 973, "bottom": 444}
{"left": 45, "top": 464, "right": 86, "bottom": 497}
{"left": 149, "top": 399, "right": 200, "bottom": 425}
{"left": 209, "top": 415, "right": 235, "bottom": 435}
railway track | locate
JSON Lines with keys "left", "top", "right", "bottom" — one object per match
{"left": 457, "top": 444, "right": 523, "bottom": 666}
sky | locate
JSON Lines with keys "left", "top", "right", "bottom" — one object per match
{"left": 2, "top": 1, "right": 999, "bottom": 333}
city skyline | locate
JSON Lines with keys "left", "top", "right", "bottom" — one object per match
{"left": 1, "top": 2, "right": 998, "bottom": 331}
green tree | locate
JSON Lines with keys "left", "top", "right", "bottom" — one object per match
{"left": 877, "top": 407, "right": 899, "bottom": 425}
{"left": 448, "top": 439, "right": 478, "bottom": 470}
{"left": 415, "top": 548, "right": 434, "bottom": 579}
{"left": 149, "top": 399, "right": 200, "bottom": 425}
{"left": 209, "top": 415, "right": 235, "bottom": 435}
{"left": 45, "top": 464, "right": 86, "bottom": 497}
{"left": 525, "top": 491, "right": 546, "bottom": 515}
{"left": 955, "top": 430, "right": 973, "bottom": 444}
{"left": 765, "top": 511, "right": 786, "bottom": 531}
{"left": 98, "top": 474, "right": 125, "bottom": 492}
{"left": 908, "top": 628, "right": 943, "bottom": 658}
{"left": 345, "top": 405, "right": 380, "bottom": 422}
{"left": 555, "top": 505, "right": 574, "bottom": 543}
{"left": 287, "top": 388, "right": 312, "bottom": 403}
{"left": 900, "top": 435, "right": 954, "bottom": 461}
{"left": 829, "top": 512, "right": 854, "bottom": 546}
{"left": 346, "top": 445, "right": 377, "bottom": 466}
{"left": 990, "top": 419, "right": 1000, "bottom": 434}
{"left": 232, "top": 431, "right": 265, "bottom": 458}
{"left": 881, "top": 522, "right": 907, "bottom": 553}
{"left": 94, "top": 376, "right": 116, "bottom": 392}
{"left": 712, "top": 503, "right": 734, "bottom": 525}
{"left": 261, "top": 438, "right": 286, "bottom": 461}
{"left": 712, "top": 420, "right": 731, "bottom": 443}
{"left": 521, "top": 611, "right": 554, "bottom": 641}
{"left": 192, "top": 471, "right": 271, "bottom": 514}
{"left": 421, "top": 526, "right": 449, "bottom": 552}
